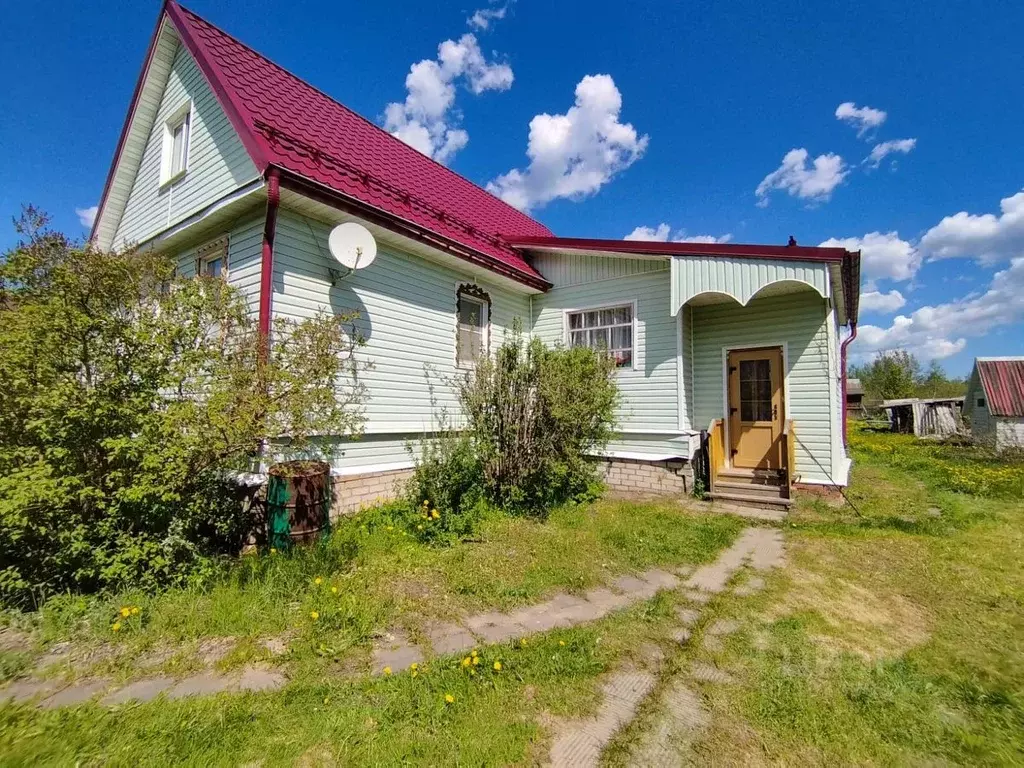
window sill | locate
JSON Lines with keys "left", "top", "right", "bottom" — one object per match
{"left": 159, "top": 170, "right": 187, "bottom": 190}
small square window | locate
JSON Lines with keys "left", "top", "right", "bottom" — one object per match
{"left": 977, "top": 397, "right": 986, "bottom": 408}
{"left": 196, "top": 236, "right": 228, "bottom": 280}
{"left": 161, "top": 103, "right": 192, "bottom": 185}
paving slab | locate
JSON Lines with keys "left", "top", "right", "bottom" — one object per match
{"left": 690, "top": 661, "right": 735, "bottom": 685}
{"left": 734, "top": 576, "right": 765, "bottom": 597}
{"left": 609, "top": 574, "right": 659, "bottom": 599}
{"left": 425, "top": 622, "right": 477, "bottom": 656}
{"left": 749, "top": 529, "right": 786, "bottom": 571}
{"left": 641, "top": 568, "right": 681, "bottom": 591}
{"left": 674, "top": 607, "right": 701, "bottom": 626}
{"left": 102, "top": 677, "right": 175, "bottom": 705}
{"left": 371, "top": 643, "right": 423, "bottom": 674}
{"left": 627, "top": 681, "right": 708, "bottom": 767}
{"left": 40, "top": 678, "right": 113, "bottom": 709}
{"left": 670, "top": 628, "right": 692, "bottom": 646}
{"left": 237, "top": 666, "right": 287, "bottom": 692}
{"left": 0, "top": 678, "right": 62, "bottom": 704}
{"left": 167, "top": 672, "right": 235, "bottom": 699}
{"left": 582, "top": 587, "right": 631, "bottom": 615}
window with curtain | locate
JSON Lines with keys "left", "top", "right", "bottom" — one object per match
{"left": 456, "top": 286, "right": 490, "bottom": 367}
{"left": 567, "top": 305, "right": 633, "bottom": 368}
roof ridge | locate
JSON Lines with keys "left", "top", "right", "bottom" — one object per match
{"left": 172, "top": 1, "right": 549, "bottom": 237}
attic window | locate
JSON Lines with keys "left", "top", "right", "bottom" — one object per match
{"left": 977, "top": 397, "right": 986, "bottom": 408}
{"left": 160, "top": 102, "right": 192, "bottom": 185}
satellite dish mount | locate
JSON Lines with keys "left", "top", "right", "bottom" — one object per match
{"left": 326, "top": 222, "right": 377, "bottom": 286}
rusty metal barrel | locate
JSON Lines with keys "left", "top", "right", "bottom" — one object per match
{"left": 267, "top": 460, "right": 332, "bottom": 549}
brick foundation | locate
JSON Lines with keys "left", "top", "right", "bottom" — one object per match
{"left": 330, "top": 468, "right": 414, "bottom": 518}
{"left": 597, "top": 457, "right": 692, "bottom": 496}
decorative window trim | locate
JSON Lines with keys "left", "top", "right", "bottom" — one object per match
{"left": 456, "top": 283, "right": 491, "bottom": 369}
{"left": 159, "top": 101, "right": 193, "bottom": 187}
{"left": 196, "top": 235, "right": 229, "bottom": 279}
{"left": 562, "top": 301, "right": 638, "bottom": 371}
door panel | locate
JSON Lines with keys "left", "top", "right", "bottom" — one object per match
{"left": 727, "top": 347, "right": 784, "bottom": 469}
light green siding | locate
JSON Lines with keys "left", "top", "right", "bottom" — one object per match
{"left": 531, "top": 259, "right": 688, "bottom": 458}
{"left": 113, "top": 43, "right": 258, "bottom": 247}
{"left": 173, "top": 214, "right": 264, "bottom": 317}
{"left": 531, "top": 252, "right": 668, "bottom": 287}
{"left": 671, "top": 255, "right": 829, "bottom": 314}
{"left": 691, "top": 290, "right": 834, "bottom": 483}
{"left": 271, "top": 210, "right": 531, "bottom": 439}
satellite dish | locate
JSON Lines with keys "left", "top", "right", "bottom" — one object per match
{"left": 328, "top": 223, "right": 377, "bottom": 272}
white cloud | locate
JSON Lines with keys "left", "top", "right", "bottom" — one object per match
{"left": 75, "top": 205, "right": 98, "bottom": 228}
{"left": 865, "top": 138, "right": 917, "bottom": 169}
{"left": 819, "top": 231, "right": 920, "bottom": 283}
{"left": 487, "top": 74, "right": 648, "bottom": 211}
{"left": 756, "top": 148, "right": 847, "bottom": 206}
{"left": 467, "top": 2, "right": 510, "bottom": 30}
{"left": 384, "top": 33, "right": 513, "bottom": 163}
{"left": 859, "top": 289, "right": 906, "bottom": 314}
{"left": 854, "top": 257, "right": 1024, "bottom": 361}
{"left": 835, "top": 102, "right": 887, "bottom": 137}
{"left": 624, "top": 223, "right": 732, "bottom": 243}
{"left": 920, "top": 190, "right": 1024, "bottom": 265}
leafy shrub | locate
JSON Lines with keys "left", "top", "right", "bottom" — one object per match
{"left": 0, "top": 211, "right": 365, "bottom": 608}
{"left": 409, "top": 327, "right": 617, "bottom": 530}
{"left": 403, "top": 434, "right": 489, "bottom": 544}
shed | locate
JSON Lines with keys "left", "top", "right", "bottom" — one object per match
{"left": 963, "top": 357, "right": 1024, "bottom": 452}
{"left": 881, "top": 397, "right": 965, "bottom": 438}
{"left": 846, "top": 377, "right": 865, "bottom": 416}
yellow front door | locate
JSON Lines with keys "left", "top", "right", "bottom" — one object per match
{"left": 727, "top": 347, "right": 785, "bottom": 470}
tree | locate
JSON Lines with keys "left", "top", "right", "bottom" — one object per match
{"left": 851, "top": 350, "right": 966, "bottom": 403}
{"left": 0, "top": 210, "right": 365, "bottom": 607}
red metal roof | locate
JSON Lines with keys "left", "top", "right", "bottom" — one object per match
{"left": 976, "top": 358, "right": 1024, "bottom": 417}
{"left": 157, "top": 2, "right": 552, "bottom": 287}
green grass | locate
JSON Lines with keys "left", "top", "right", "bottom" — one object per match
{"left": 609, "top": 425, "right": 1024, "bottom": 766}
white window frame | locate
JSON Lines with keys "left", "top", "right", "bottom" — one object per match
{"left": 160, "top": 101, "right": 193, "bottom": 187}
{"left": 196, "top": 236, "right": 229, "bottom": 280}
{"left": 562, "top": 301, "right": 638, "bottom": 371}
{"left": 455, "top": 287, "right": 490, "bottom": 370}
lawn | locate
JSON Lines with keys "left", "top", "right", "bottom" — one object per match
{"left": 0, "top": 498, "right": 741, "bottom": 765}
{"left": 606, "top": 426, "right": 1024, "bottom": 766}
{"left": 2, "top": 428, "right": 1022, "bottom": 766}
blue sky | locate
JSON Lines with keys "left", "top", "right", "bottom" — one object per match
{"left": 2, "top": 0, "right": 1022, "bottom": 375}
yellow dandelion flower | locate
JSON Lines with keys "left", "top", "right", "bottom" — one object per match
{"left": 493, "top": 661, "right": 502, "bottom": 671}
{"left": 410, "top": 663, "right": 418, "bottom": 670}
{"left": 310, "top": 611, "right": 319, "bottom": 621}
{"left": 471, "top": 649, "right": 478, "bottom": 656}
{"left": 417, "top": 524, "right": 424, "bottom": 530}
{"left": 323, "top": 696, "right": 331, "bottom": 705}
{"left": 131, "top": 607, "right": 140, "bottom": 615}
{"left": 472, "top": 656, "right": 480, "bottom": 665}
{"left": 445, "top": 693, "right": 455, "bottom": 704}
{"left": 314, "top": 577, "right": 323, "bottom": 586}
{"left": 331, "top": 586, "right": 338, "bottom": 595}
{"left": 422, "top": 500, "right": 429, "bottom": 507}
{"left": 520, "top": 638, "right": 527, "bottom": 647}
{"left": 112, "top": 621, "right": 122, "bottom": 632}
{"left": 431, "top": 510, "right": 440, "bottom": 519}
{"left": 559, "top": 640, "right": 566, "bottom": 646}
{"left": 270, "top": 547, "right": 277, "bottom": 555}
{"left": 412, "top": 670, "right": 419, "bottom": 678}
{"left": 383, "top": 666, "right": 392, "bottom": 675}
{"left": 119, "top": 607, "right": 131, "bottom": 618}
{"left": 461, "top": 657, "right": 471, "bottom": 667}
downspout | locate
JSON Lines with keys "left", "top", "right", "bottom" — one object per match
{"left": 840, "top": 322, "right": 858, "bottom": 446}
{"left": 258, "top": 167, "right": 281, "bottom": 357}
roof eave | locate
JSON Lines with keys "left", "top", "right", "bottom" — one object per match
{"left": 508, "top": 236, "right": 851, "bottom": 263}
{"left": 276, "top": 168, "right": 551, "bottom": 292}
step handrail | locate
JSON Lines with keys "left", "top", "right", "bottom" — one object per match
{"left": 783, "top": 419, "right": 797, "bottom": 498}
{"left": 707, "top": 419, "right": 725, "bottom": 493}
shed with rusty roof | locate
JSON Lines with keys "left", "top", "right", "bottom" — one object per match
{"left": 964, "top": 357, "right": 1024, "bottom": 452}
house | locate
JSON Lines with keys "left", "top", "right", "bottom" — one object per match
{"left": 90, "top": 2, "right": 861, "bottom": 513}
{"left": 880, "top": 397, "right": 964, "bottom": 438}
{"left": 964, "top": 357, "right": 1024, "bottom": 451}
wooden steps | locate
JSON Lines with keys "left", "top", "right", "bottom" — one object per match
{"left": 709, "top": 468, "right": 791, "bottom": 512}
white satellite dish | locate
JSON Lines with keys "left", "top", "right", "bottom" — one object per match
{"left": 327, "top": 223, "right": 377, "bottom": 281}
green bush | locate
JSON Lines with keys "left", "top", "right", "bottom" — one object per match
{"left": 404, "top": 434, "right": 489, "bottom": 544}
{"left": 0, "top": 211, "right": 365, "bottom": 607}
{"left": 410, "top": 327, "right": 617, "bottom": 530}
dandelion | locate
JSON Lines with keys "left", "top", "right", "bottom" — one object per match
{"left": 417, "top": 524, "right": 424, "bottom": 530}
{"left": 270, "top": 547, "right": 277, "bottom": 555}
{"left": 472, "top": 656, "right": 480, "bottom": 666}
{"left": 520, "top": 638, "right": 527, "bottom": 647}
{"left": 559, "top": 640, "right": 566, "bottom": 646}
{"left": 324, "top": 696, "right": 331, "bottom": 705}
{"left": 412, "top": 670, "right": 419, "bottom": 678}
{"left": 111, "top": 621, "right": 122, "bottom": 632}
{"left": 310, "top": 611, "right": 320, "bottom": 621}
{"left": 461, "top": 657, "right": 471, "bottom": 668}
{"left": 422, "top": 500, "right": 429, "bottom": 508}
{"left": 331, "top": 586, "right": 338, "bottom": 595}
{"left": 314, "top": 577, "right": 323, "bottom": 586}
{"left": 431, "top": 510, "right": 440, "bottom": 520}
{"left": 119, "top": 607, "right": 131, "bottom": 618}
{"left": 130, "top": 607, "right": 140, "bottom": 616}
{"left": 445, "top": 693, "right": 455, "bottom": 704}
{"left": 493, "top": 661, "right": 502, "bottom": 671}
{"left": 410, "top": 663, "right": 418, "bottom": 670}
{"left": 383, "top": 666, "right": 392, "bottom": 675}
